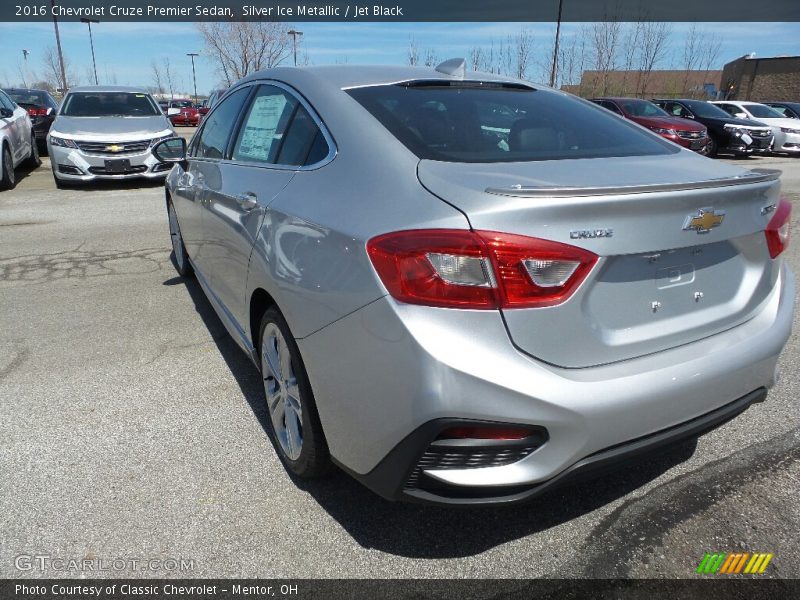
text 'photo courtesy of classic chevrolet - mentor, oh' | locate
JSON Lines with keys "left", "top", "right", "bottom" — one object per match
{"left": 150, "top": 60, "right": 795, "bottom": 506}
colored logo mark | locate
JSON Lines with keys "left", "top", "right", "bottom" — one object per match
{"left": 696, "top": 552, "right": 773, "bottom": 574}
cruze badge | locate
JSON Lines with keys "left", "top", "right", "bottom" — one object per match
{"left": 570, "top": 228, "right": 613, "bottom": 239}
{"left": 683, "top": 208, "right": 725, "bottom": 234}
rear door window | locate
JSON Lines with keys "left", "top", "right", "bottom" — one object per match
{"left": 232, "top": 85, "right": 297, "bottom": 164}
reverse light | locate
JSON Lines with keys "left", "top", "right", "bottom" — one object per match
{"left": 366, "top": 229, "right": 598, "bottom": 309}
{"left": 765, "top": 199, "right": 792, "bottom": 259}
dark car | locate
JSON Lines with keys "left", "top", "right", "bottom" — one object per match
{"left": 651, "top": 99, "right": 773, "bottom": 157}
{"left": 591, "top": 97, "right": 709, "bottom": 153}
{"left": 765, "top": 101, "right": 800, "bottom": 120}
{"left": 198, "top": 88, "right": 228, "bottom": 119}
{"left": 2, "top": 88, "right": 59, "bottom": 151}
{"left": 167, "top": 99, "right": 200, "bottom": 126}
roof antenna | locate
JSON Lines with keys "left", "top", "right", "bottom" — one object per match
{"left": 435, "top": 58, "right": 466, "bottom": 78}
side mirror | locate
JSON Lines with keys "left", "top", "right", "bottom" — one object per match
{"left": 152, "top": 137, "right": 187, "bottom": 166}
{"left": 684, "top": 113, "right": 694, "bottom": 119}
{"left": 0, "top": 108, "right": 13, "bottom": 118}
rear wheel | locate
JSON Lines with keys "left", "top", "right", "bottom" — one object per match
{"left": 168, "top": 201, "right": 193, "bottom": 277}
{"left": 706, "top": 136, "right": 718, "bottom": 157}
{"left": 0, "top": 145, "right": 15, "bottom": 190}
{"left": 259, "top": 307, "right": 330, "bottom": 477}
{"left": 24, "top": 134, "right": 41, "bottom": 168}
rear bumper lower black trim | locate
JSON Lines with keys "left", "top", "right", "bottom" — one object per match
{"left": 337, "top": 388, "right": 767, "bottom": 506}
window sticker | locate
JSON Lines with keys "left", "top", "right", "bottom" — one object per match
{"left": 237, "top": 94, "right": 289, "bottom": 162}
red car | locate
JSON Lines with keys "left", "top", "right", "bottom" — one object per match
{"left": 167, "top": 99, "right": 200, "bottom": 127}
{"left": 591, "top": 97, "right": 709, "bottom": 153}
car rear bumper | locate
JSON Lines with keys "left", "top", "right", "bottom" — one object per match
{"left": 48, "top": 144, "right": 171, "bottom": 182}
{"left": 298, "top": 263, "right": 794, "bottom": 505}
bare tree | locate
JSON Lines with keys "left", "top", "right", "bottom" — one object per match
{"left": 163, "top": 57, "right": 181, "bottom": 99}
{"left": 423, "top": 47, "right": 439, "bottom": 68}
{"left": 557, "top": 29, "right": 589, "bottom": 91}
{"left": 196, "top": 22, "right": 293, "bottom": 86}
{"left": 635, "top": 21, "right": 672, "bottom": 97}
{"left": 469, "top": 46, "right": 491, "bottom": 73}
{"left": 407, "top": 38, "right": 420, "bottom": 66}
{"left": 678, "top": 25, "right": 722, "bottom": 98}
{"left": 589, "top": 20, "right": 623, "bottom": 95}
{"left": 151, "top": 60, "right": 165, "bottom": 95}
{"left": 513, "top": 28, "right": 535, "bottom": 80}
{"left": 42, "top": 45, "right": 76, "bottom": 92}
{"left": 697, "top": 33, "right": 722, "bottom": 99}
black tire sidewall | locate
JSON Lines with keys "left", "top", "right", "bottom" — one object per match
{"left": 259, "top": 307, "right": 329, "bottom": 477}
{"left": 1, "top": 146, "right": 14, "bottom": 189}
{"left": 168, "top": 201, "right": 193, "bottom": 277}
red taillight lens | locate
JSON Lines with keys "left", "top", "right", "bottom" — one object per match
{"left": 437, "top": 426, "right": 533, "bottom": 440}
{"left": 366, "top": 229, "right": 597, "bottom": 310}
{"left": 26, "top": 107, "right": 48, "bottom": 117}
{"left": 766, "top": 199, "right": 792, "bottom": 259}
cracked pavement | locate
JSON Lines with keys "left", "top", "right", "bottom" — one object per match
{"left": 1, "top": 140, "right": 798, "bottom": 580}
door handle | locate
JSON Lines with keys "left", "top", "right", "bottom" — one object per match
{"left": 235, "top": 191, "right": 259, "bottom": 211}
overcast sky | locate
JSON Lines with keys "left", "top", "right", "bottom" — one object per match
{"left": 1, "top": 21, "right": 798, "bottom": 93}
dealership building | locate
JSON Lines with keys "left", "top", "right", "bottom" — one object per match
{"left": 720, "top": 55, "right": 800, "bottom": 102}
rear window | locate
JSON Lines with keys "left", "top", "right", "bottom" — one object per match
{"left": 6, "top": 90, "right": 48, "bottom": 106}
{"left": 61, "top": 92, "right": 161, "bottom": 117}
{"left": 347, "top": 82, "right": 677, "bottom": 162}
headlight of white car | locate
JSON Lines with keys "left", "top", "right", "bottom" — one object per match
{"left": 780, "top": 127, "right": 800, "bottom": 135}
{"left": 49, "top": 135, "right": 78, "bottom": 149}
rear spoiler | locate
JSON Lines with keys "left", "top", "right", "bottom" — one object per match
{"left": 486, "top": 168, "right": 781, "bottom": 198}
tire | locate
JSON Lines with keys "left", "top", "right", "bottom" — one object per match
{"left": 24, "top": 134, "right": 41, "bottom": 168}
{"left": 259, "top": 307, "right": 330, "bottom": 478}
{"left": 0, "top": 145, "right": 15, "bottom": 190}
{"left": 167, "top": 200, "right": 193, "bottom": 277}
{"left": 706, "top": 136, "right": 718, "bottom": 157}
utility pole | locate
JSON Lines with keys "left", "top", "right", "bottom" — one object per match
{"left": 49, "top": 0, "right": 68, "bottom": 93}
{"left": 187, "top": 53, "right": 199, "bottom": 106}
{"left": 21, "top": 49, "right": 30, "bottom": 87}
{"left": 80, "top": 18, "right": 100, "bottom": 85}
{"left": 287, "top": 30, "right": 303, "bottom": 66}
{"left": 549, "top": 0, "right": 564, "bottom": 88}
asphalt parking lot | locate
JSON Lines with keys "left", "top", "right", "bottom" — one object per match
{"left": 1, "top": 132, "right": 798, "bottom": 579}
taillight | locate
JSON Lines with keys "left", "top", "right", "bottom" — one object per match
{"left": 765, "top": 199, "right": 792, "bottom": 259}
{"left": 26, "top": 107, "right": 48, "bottom": 117}
{"left": 366, "top": 229, "right": 597, "bottom": 310}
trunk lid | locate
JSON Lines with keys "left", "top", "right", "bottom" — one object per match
{"left": 418, "top": 154, "right": 783, "bottom": 368}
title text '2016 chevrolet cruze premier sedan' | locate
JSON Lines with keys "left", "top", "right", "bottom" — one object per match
{"left": 152, "top": 61, "right": 794, "bottom": 505}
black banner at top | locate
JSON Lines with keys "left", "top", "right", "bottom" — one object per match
{"left": 3, "top": 0, "right": 800, "bottom": 22}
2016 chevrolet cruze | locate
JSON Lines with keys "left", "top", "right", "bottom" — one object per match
{"left": 153, "top": 62, "right": 794, "bottom": 505}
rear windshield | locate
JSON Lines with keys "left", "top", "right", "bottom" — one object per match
{"left": 347, "top": 82, "right": 677, "bottom": 162}
{"left": 6, "top": 90, "right": 48, "bottom": 106}
{"left": 619, "top": 99, "right": 669, "bottom": 118}
{"left": 61, "top": 92, "right": 161, "bottom": 117}
{"left": 171, "top": 100, "right": 194, "bottom": 108}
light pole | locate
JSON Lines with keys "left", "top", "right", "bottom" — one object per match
{"left": 287, "top": 30, "right": 303, "bottom": 66}
{"left": 187, "top": 53, "right": 199, "bottom": 106}
{"left": 80, "top": 18, "right": 99, "bottom": 85}
{"left": 21, "top": 49, "right": 29, "bottom": 87}
{"left": 549, "top": 0, "right": 564, "bottom": 88}
{"left": 49, "top": 0, "right": 68, "bottom": 93}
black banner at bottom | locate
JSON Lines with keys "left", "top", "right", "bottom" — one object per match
{"left": 2, "top": 579, "right": 798, "bottom": 600}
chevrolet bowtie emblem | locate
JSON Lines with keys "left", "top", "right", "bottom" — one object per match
{"left": 106, "top": 144, "right": 124, "bottom": 152}
{"left": 683, "top": 208, "right": 725, "bottom": 233}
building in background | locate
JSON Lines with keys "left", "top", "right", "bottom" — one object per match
{"left": 720, "top": 55, "right": 800, "bottom": 102}
{"left": 562, "top": 70, "right": 722, "bottom": 99}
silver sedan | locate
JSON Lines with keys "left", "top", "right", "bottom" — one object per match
{"left": 48, "top": 86, "right": 175, "bottom": 188}
{"left": 154, "top": 62, "right": 794, "bottom": 505}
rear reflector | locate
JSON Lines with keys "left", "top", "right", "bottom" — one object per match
{"left": 367, "top": 229, "right": 597, "bottom": 309}
{"left": 766, "top": 199, "right": 792, "bottom": 259}
{"left": 437, "top": 426, "right": 533, "bottom": 440}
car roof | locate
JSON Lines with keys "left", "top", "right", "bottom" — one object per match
{"left": 68, "top": 85, "right": 150, "bottom": 93}
{"left": 237, "top": 64, "right": 526, "bottom": 91}
{"left": 3, "top": 87, "right": 50, "bottom": 94}
{"left": 593, "top": 97, "right": 652, "bottom": 102}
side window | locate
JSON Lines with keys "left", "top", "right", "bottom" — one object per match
{"left": 0, "top": 91, "right": 15, "bottom": 111}
{"left": 670, "top": 103, "right": 691, "bottom": 118}
{"left": 277, "top": 105, "right": 330, "bottom": 166}
{"left": 232, "top": 85, "right": 298, "bottom": 164}
{"left": 194, "top": 87, "right": 251, "bottom": 159}
{"left": 718, "top": 104, "right": 737, "bottom": 116}
{"left": 603, "top": 101, "right": 623, "bottom": 115}
{"left": 772, "top": 106, "right": 789, "bottom": 117}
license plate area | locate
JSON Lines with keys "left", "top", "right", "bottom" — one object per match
{"left": 105, "top": 158, "right": 131, "bottom": 173}
{"left": 690, "top": 140, "right": 704, "bottom": 150}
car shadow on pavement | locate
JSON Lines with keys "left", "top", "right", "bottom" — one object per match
{"left": 171, "top": 258, "right": 700, "bottom": 559}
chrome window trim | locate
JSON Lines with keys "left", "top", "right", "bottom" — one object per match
{"left": 220, "top": 79, "right": 338, "bottom": 172}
